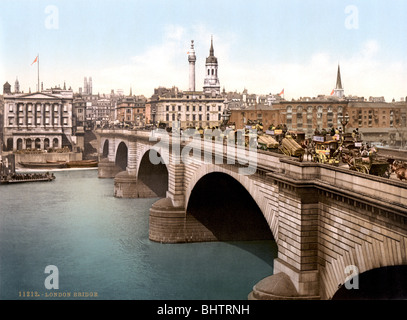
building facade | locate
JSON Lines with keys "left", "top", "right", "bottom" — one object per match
{"left": 2, "top": 87, "right": 74, "bottom": 151}
{"left": 0, "top": 93, "right": 3, "bottom": 152}
{"left": 115, "top": 95, "right": 147, "bottom": 126}
{"left": 150, "top": 90, "right": 225, "bottom": 128}
{"left": 230, "top": 98, "right": 407, "bottom": 145}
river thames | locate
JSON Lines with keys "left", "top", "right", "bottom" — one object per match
{"left": 0, "top": 169, "right": 277, "bottom": 300}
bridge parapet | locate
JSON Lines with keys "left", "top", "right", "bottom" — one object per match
{"left": 275, "top": 158, "right": 407, "bottom": 215}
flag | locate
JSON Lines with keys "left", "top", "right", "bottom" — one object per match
{"left": 279, "top": 89, "right": 284, "bottom": 95}
{"left": 31, "top": 56, "right": 38, "bottom": 65}
{"left": 330, "top": 89, "right": 334, "bottom": 96}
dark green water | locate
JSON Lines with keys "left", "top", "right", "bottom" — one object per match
{"left": 0, "top": 169, "right": 277, "bottom": 300}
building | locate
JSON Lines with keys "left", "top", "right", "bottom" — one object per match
{"left": 72, "top": 93, "right": 87, "bottom": 130}
{"left": 3, "top": 82, "right": 11, "bottom": 95}
{"left": 115, "top": 95, "right": 147, "bottom": 126}
{"left": 150, "top": 89, "right": 225, "bottom": 128}
{"left": 81, "top": 76, "right": 92, "bottom": 95}
{"left": 150, "top": 38, "right": 226, "bottom": 128}
{"left": 0, "top": 93, "right": 4, "bottom": 152}
{"left": 2, "top": 85, "right": 75, "bottom": 152}
{"left": 95, "top": 98, "right": 112, "bottom": 123}
{"left": 230, "top": 99, "right": 407, "bottom": 146}
{"left": 346, "top": 100, "right": 407, "bottom": 145}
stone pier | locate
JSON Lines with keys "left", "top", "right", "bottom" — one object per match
{"left": 114, "top": 171, "right": 159, "bottom": 198}
{"left": 98, "top": 159, "right": 122, "bottom": 178}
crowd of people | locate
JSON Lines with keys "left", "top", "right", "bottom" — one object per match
{"left": 1, "top": 172, "right": 55, "bottom": 183}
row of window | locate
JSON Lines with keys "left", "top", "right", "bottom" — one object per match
{"left": 165, "top": 113, "right": 222, "bottom": 121}
{"left": 165, "top": 105, "right": 222, "bottom": 112}
{"left": 8, "top": 104, "right": 69, "bottom": 112}
{"left": 286, "top": 106, "right": 344, "bottom": 113}
{"left": 15, "top": 138, "right": 60, "bottom": 150}
{"left": 126, "top": 108, "right": 143, "bottom": 113}
{"left": 8, "top": 117, "right": 69, "bottom": 125}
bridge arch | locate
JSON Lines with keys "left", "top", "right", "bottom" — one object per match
{"left": 137, "top": 149, "right": 169, "bottom": 198}
{"left": 323, "top": 235, "right": 407, "bottom": 299}
{"left": 185, "top": 165, "right": 278, "bottom": 242}
{"left": 102, "top": 139, "right": 109, "bottom": 158}
{"left": 115, "top": 141, "right": 128, "bottom": 171}
{"left": 332, "top": 265, "right": 407, "bottom": 299}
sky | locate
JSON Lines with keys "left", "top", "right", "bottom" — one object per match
{"left": 1, "top": 0, "right": 407, "bottom": 101}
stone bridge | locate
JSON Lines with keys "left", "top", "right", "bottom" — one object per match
{"left": 96, "top": 128, "right": 407, "bottom": 300}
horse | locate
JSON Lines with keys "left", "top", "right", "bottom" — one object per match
{"left": 391, "top": 161, "right": 407, "bottom": 181}
{"left": 342, "top": 153, "right": 356, "bottom": 170}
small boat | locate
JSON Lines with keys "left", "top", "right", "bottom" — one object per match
{"left": 1, "top": 172, "right": 56, "bottom": 184}
{"left": 66, "top": 160, "right": 98, "bottom": 168}
{"left": 19, "top": 161, "right": 67, "bottom": 168}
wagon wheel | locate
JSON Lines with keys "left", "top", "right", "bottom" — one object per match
{"left": 359, "top": 165, "right": 369, "bottom": 174}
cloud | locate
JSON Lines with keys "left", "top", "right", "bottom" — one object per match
{"left": 94, "top": 28, "right": 406, "bottom": 103}
{"left": 95, "top": 24, "right": 237, "bottom": 96}
{"left": 220, "top": 39, "right": 407, "bottom": 102}
{"left": 95, "top": 25, "right": 188, "bottom": 95}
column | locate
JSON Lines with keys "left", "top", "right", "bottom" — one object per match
{"left": 166, "top": 154, "right": 185, "bottom": 207}
{"left": 249, "top": 184, "right": 320, "bottom": 300}
{"left": 107, "top": 138, "right": 116, "bottom": 163}
{"left": 126, "top": 140, "right": 138, "bottom": 175}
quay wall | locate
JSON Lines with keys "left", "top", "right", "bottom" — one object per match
{"left": 15, "top": 152, "right": 82, "bottom": 166}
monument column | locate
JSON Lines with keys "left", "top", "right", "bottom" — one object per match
{"left": 188, "top": 40, "right": 196, "bottom": 92}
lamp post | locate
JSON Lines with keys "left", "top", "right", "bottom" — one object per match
{"left": 339, "top": 114, "right": 350, "bottom": 133}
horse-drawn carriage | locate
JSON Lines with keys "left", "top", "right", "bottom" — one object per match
{"left": 352, "top": 157, "right": 392, "bottom": 177}
{"left": 312, "top": 139, "right": 340, "bottom": 166}
{"left": 310, "top": 135, "right": 341, "bottom": 166}
{"left": 343, "top": 147, "right": 392, "bottom": 178}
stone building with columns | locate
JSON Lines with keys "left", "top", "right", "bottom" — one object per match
{"left": 2, "top": 86, "right": 74, "bottom": 152}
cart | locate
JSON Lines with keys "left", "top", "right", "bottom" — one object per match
{"left": 353, "top": 157, "right": 391, "bottom": 178}
{"left": 313, "top": 140, "right": 340, "bottom": 166}
{"left": 279, "top": 136, "right": 305, "bottom": 161}
{"left": 257, "top": 134, "right": 279, "bottom": 151}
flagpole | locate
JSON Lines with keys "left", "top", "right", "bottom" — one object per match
{"left": 37, "top": 54, "right": 40, "bottom": 92}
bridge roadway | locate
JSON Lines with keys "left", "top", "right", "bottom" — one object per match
{"left": 96, "top": 128, "right": 407, "bottom": 300}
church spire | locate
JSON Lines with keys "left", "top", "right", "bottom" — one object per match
{"left": 336, "top": 64, "right": 343, "bottom": 90}
{"left": 333, "top": 64, "right": 344, "bottom": 98}
{"left": 209, "top": 35, "right": 214, "bottom": 57}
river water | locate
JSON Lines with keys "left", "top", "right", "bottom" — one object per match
{"left": 0, "top": 169, "right": 277, "bottom": 300}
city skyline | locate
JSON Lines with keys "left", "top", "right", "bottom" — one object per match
{"left": 1, "top": 0, "right": 407, "bottom": 101}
